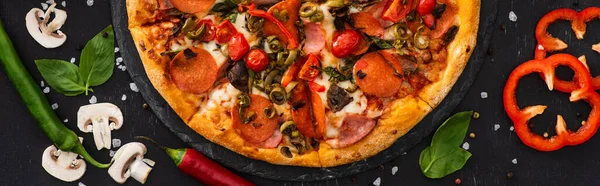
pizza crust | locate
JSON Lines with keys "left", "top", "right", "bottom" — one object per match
{"left": 418, "top": 0, "right": 481, "bottom": 108}
{"left": 125, "top": 0, "right": 480, "bottom": 167}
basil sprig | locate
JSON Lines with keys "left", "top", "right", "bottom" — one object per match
{"left": 35, "top": 25, "right": 114, "bottom": 96}
{"left": 419, "top": 111, "right": 473, "bottom": 179}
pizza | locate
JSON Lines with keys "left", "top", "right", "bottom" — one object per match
{"left": 125, "top": 0, "right": 479, "bottom": 167}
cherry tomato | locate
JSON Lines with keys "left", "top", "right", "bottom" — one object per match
{"left": 245, "top": 49, "right": 269, "bottom": 72}
{"left": 308, "top": 81, "right": 325, "bottom": 92}
{"left": 298, "top": 53, "right": 321, "bottom": 81}
{"left": 332, "top": 29, "right": 361, "bottom": 58}
{"left": 198, "top": 19, "right": 216, "bottom": 42}
{"left": 417, "top": 0, "right": 436, "bottom": 16}
{"left": 382, "top": 0, "right": 413, "bottom": 22}
{"left": 281, "top": 58, "right": 304, "bottom": 88}
{"left": 423, "top": 14, "right": 436, "bottom": 28}
{"left": 216, "top": 20, "right": 238, "bottom": 44}
{"left": 228, "top": 33, "right": 249, "bottom": 61}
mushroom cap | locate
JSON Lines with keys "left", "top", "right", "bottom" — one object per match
{"left": 41, "top": 145, "right": 86, "bottom": 182}
{"left": 25, "top": 6, "right": 67, "bottom": 48}
{"left": 108, "top": 142, "right": 149, "bottom": 184}
{"left": 77, "top": 103, "right": 124, "bottom": 133}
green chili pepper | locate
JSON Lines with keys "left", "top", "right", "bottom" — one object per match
{"left": 263, "top": 70, "right": 280, "bottom": 88}
{"left": 299, "top": 2, "right": 318, "bottom": 18}
{"left": 186, "top": 23, "right": 207, "bottom": 40}
{"left": 181, "top": 17, "right": 198, "bottom": 34}
{"left": 0, "top": 20, "right": 111, "bottom": 168}
{"left": 246, "top": 15, "right": 264, "bottom": 33}
{"left": 284, "top": 49, "right": 298, "bottom": 65}
{"left": 267, "top": 36, "right": 283, "bottom": 53}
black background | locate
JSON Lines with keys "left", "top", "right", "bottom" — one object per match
{"left": 2, "top": 0, "right": 600, "bottom": 185}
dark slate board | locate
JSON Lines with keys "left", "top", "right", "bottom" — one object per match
{"left": 110, "top": 0, "right": 498, "bottom": 181}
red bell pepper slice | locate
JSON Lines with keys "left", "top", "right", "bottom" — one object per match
{"left": 503, "top": 53, "right": 600, "bottom": 151}
{"left": 298, "top": 53, "right": 321, "bottom": 81}
{"left": 281, "top": 57, "right": 304, "bottom": 88}
{"left": 382, "top": 0, "right": 414, "bottom": 23}
{"left": 216, "top": 20, "right": 238, "bottom": 44}
{"left": 308, "top": 81, "right": 325, "bottom": 92}
{"left": 248, "top": 6, "right": 299, "bottom": 49}
{"left": 534, "top": 7, "right": 600, "bottom": 92}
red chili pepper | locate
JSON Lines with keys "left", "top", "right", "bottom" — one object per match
{"left": 298, "top": 53, "right": 321, "bottom": 81}
{"left": 216, "top": 20, "right": 238, "bottom": 44}
{"left": 228, "top": 33, "right": 250, "bottom": 61}
{"left": 281, "top": 58, "right": 304, "bottom": 88}
{"left": 381, "top": 0, "right": 414, "bottom": 22}
{"left": 534, "top": 7, "right": 600, "bottom": 92}
{"left": 308, "top": 81, "right": 325, "bottom": 92}
{"left": 198, "top": 19, "right": 216, "bottom": 42}
{"left": 503, "top": 54, "right": 600, "bottom": 151}
{"left": 248, "top": 7, "right": 299, "bottom": 49}
{"left": 416, "top": 0, "right": 436, "bottom": 16}
{"left": 136, "top": 136, "right": 255, "bottom": 186}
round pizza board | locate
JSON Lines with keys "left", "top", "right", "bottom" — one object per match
{"left": 110, "top": 0, "right": 498, "bottom": 181}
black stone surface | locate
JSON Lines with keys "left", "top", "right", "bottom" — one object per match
{"left": 3, "top": 0, "right": 600, "bottom": 185}
{"left": 110, "top": 0, "right": 495, "bottom": 181}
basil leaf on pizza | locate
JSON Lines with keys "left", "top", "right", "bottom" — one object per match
{"left": 419, "top": 111, "right": 473, "bottom": 178}
{"left": 125, "top": 0, "right": 480, "bottom": 167}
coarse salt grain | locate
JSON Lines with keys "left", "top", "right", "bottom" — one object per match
{"left": 510, "top": 126, "right": 514, "bottom": 131}
{"left": 494, "top": 124, "right": 500, "bottom": 131}
{"left": 109, "top": 150, "right": 116, "bottom": 157}
{"left": 480, "top": 92, "right": 488, "bottom": 99}
{"left": 43, "top": 87, "right": 50, "bottom": 93}
{"left": 87, "top": 0, "right": 94, "bottom": 6}
{"left": 89, "top": 95, "right": 97, "bottom": 104}
{"left": 70, "top": 57, "right": 76, "bottom": 63}
{"left": 373, "top": 177, "right": 381, "bottom": 186}
{"left": 512, "top": 158, "right": 518, "bottom": 164}
{"left": 45, "top": 0, "right": 55, "bottom": 4}
{"left": 51, "top": 103, "right": 58, "bottom": 110}
{"left": 509, "top": 11, "right": 518, "bottom": 22}
{"left": 537, "top": 45, "right": 545, "bottom": 50}
{"left": 462, "top": 142, "right": 470, "bottom": 150}
{"left": 112, "top": 139, "right": 122, "bottom": 148}
{"left": 41, "top": 3, "right": 48, "bottom": 10}
{"left": 391, "top": 166, "right": 398, "bottom": 175}
{"left": 63, "top": 118, "right": 69, "bottom": 123}
{"left": 121, "top": 94, "right": 127, "bottom": 101}
{"left": 61, "top": 1, "right": 66, "bottom": 7}
{"left": 41, "top": 81, "right": 45, "bottom": 87}
{"left": 115, "top": 47, "right": 120, "bottom": 53}
{"left": 116, "top": 57, "right": 123, "bottom": 63}
{"left": 130, "top": 83, "right": 139, "bottom": 92}
{"left": 78, "top": 182, "right": 86, "bottom": 186}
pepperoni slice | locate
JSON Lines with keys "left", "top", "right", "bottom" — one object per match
{"left": 169, "top": 47, "right": 218, "bottom": 94}
{"left": 170, "top": 0, "right": 215, "bottom": 14}
{"left": 337, "top": 114, "right": 376, "bottom": 148}
{"left": 352, "top": 12, "right": 384, "bottom": 37}
{"left": 310, "top": 90, "right": 326, "bottom": 139}
{"left": 353, "top": 52, "right": 402, "bottom": 98}
{"left": 264, "top": 0, "right": 300, "bottom": 47}
{"left": 290, "top": 81, "right": 316, "bottom": 138}
{"left": 232, "top": 94, "right": 280, "bottom": 144}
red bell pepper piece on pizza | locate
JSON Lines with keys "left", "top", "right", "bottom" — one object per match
{"left": 503, "top": 53, "right": 600, "bottom": 151}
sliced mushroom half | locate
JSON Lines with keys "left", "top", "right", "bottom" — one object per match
{"left": 108, "top": 142, "right": 154, "bottom": 184}
{"left": 77, "top": 103, "right": 124, "bottom": 150}
{"left": 25, "top": 3, "right": 67, "bottom": 48}
{"left": 41, "top": 139, "right": 86, "bottom": 182}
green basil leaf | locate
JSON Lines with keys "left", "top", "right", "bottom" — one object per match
{"left": 79, "top": 25, "right": 115, "bottom": 88}
{"left": 430, "top": 111, "right": 473, "bottom": 156}
{"left": 34, "top": 59, "right": 86, "bottom": 96}
{"left": 371, "top": 37, "right": 393, "bottom": 49}
{"left": 419, "top": 147, "right": 471, "bottom": 178}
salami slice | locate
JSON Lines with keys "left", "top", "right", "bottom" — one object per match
{"left": 169, "top": 47, "right": 218, "bottom": 94}
{"left": 353, "top": 52, "right": 402, "bottom": 98}
{"left": 352, "top": 13, "right": 384, "bottom": 37}
{"left": 337, "top": 114, "right": 376, "bottom": 148}
{"left": 232, "top": 94, "right": 280, "bottom": 144}
{"left": 290, "top": 81, "right": 317, "bottom": 138}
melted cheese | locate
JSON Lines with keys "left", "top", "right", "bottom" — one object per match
{"left": 201, "top": 41, "right": 228, "bottom": 67}
{"left": 202, "top": 83, "right": 241, "bottom": 112}
{"left": 233, "top": 13, "right": 260, "bottom": 47}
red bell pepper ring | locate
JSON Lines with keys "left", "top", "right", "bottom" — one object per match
{"left": 535, "top": 7, "right": 600, "bottom": 59}
{"left": 248, "top": 6, "right": 299, "bottom": 49}
{"left": 503, "top": 53, "right": 600, "bottom": 151}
